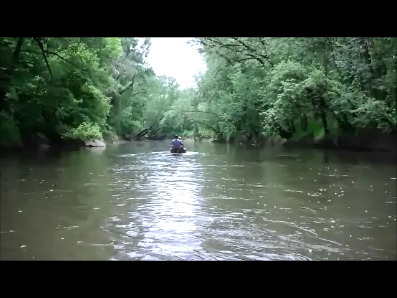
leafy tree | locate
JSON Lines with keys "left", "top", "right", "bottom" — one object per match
{"left": 1, "top": 37, "right": 395, "bottom": 150}
{"left": 176, "top": 37, "right": 397, "bottom": 144}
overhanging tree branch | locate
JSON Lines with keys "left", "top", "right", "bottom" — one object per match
{"left": 184, "top": 110, "right": 221, "bottom": 117}
{"left": 33, "top": 37, "right": 53, "bottom": 77}
{"left": 214, "top": 58, "right": 256, "bottom": 78}
{"left": 230, "top": 37, "right": 273, "bottom": 67}
{"left": 45, "top": 50, "right": 85, "bottom": 70}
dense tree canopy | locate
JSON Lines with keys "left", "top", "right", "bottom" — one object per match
{"left": 183, "top": 37, "right": 397, "bottom": 143}
{"left": 1, "top": 37, "right": 396, "bottom": 149}
{"left": 0, "top": 37, "right": 180, "bottom": 147}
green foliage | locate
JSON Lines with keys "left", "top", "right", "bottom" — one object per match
{"left": 102, "top": 128, "right": 118, "bottom": 142}
{"left": 174, "top": 37, "right": 397, "bottom": 143}
{"left": 62, "top": 122, "right": 102, "bottom": 141}
{"left": 0, "top": 37, "right": 168, "bottom": 146}
{"left": 0, "top": 37, "right": 123, "bottom": 145}
{"left": 1, "top": 37, "right": 395, "bottom": 149}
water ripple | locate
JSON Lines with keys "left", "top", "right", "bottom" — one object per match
{"left": 1, "top": 143, "right": 395, "bottom": 260}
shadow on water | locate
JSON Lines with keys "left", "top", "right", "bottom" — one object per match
{"left": 1, "top": 140, "right": 396, "bottom": 260}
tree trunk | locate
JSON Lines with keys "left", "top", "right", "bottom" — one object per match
{"left": 301, "top": 115, "right": 308, "bottom": 131}
{"left": 359, "top": 37, "right": 377, "bottom": 99}
{"left": 321, "top": 41, "right": 330, "bottom": 136}
{"left": 0, "top": 37, "right": 25, "bottom": 112}
{"left": 333, "top": 113, "right": 355, "bottom": 133}
{"left": 318, "top": 98, "right": 330, "bottom": 135}
{"left": 274, "top": 124, "right": 293, "bottom": 139}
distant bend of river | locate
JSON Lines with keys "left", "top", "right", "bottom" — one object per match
{"left": 1, "top": 140, "right": 396, "bottom": 260}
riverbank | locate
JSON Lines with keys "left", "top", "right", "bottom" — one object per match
{"left": 204, "top": 129, "right": 397, "bottom": 153}
{"left": 1, "top": 130, "right": 395, "bottom": 154}
{"left": 0, "top": 135, "right": 128, "bottom": 153}
{"left": 283, "top": 130, "right": 397, "bottom": 153}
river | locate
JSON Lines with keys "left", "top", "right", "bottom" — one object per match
{"left": 0, "top": 140, "right": 396, "bottom": 260}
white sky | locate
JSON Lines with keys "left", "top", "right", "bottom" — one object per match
{"left": 144, "top": 38, "right": 207, "bottom": 89}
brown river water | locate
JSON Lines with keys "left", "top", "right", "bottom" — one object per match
{"left": 0, "top": 140, "right": 396, "bottom": 260}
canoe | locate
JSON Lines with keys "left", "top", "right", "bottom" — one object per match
{"left": 170, "top": 147, "right": 187, "bottom": 153}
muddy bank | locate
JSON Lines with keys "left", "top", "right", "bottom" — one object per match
{"left": 204, "top": 129, "right": 396, "bottom": 153}
{"left": 283, "top": 130, "right": 397, "bottom": 153}
{"left": 0, "top": 133, "right": 125, "bottom": 153}
{"left": 2, "top": 129, "right": 395, "bottom": 154}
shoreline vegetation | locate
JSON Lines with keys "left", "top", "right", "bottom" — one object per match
{"left": 2, "top": 131, "right": 395, "bottom": 154}
{"left": 0, "top": 38, "right": 396, "bottom": 154}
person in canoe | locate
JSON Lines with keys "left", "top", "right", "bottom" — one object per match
{"left": 171, "top": 135, "right": 185, "bottom": 153}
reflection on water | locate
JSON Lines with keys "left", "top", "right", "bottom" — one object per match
{"left": 1, "top": 141, "right": 396, "bottom": 260}
{"left": 105, "top": 152, "right": 208, "bottom": 260}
